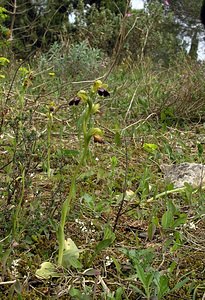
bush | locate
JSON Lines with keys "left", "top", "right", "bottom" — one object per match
{"left": 38, "top": 41, "right": 106, "bottom": 80}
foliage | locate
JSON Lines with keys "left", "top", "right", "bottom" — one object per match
{"left": 0, "top": 0, "right": 192, "bottom": 66}
{"left": 38, "top": 41, "right": 104, "bottom": 80}
{"left": 0, "top": 6, "right": 10, "bottom": 53}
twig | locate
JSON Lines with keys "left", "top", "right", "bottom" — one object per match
{"left": 125, "top": 86, "right": 138, "bottom": 120}
{"left": 0, "top": 280, "right": 16, "bottom": 285}
{"left": 122, "top": 112, "right": 156, "bottom": 132}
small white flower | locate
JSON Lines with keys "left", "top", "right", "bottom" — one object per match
{"left": 189, "top": 222, "right": 196, "bottom": 230}
{"left": 105, "top": 256, "right": 113, "bottom": 266}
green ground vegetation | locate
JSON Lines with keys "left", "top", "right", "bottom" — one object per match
{"left": 0, "top": 1, "right": 205, "bottom": 299}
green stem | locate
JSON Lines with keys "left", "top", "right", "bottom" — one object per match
{"left": 47, "top": 112, "right": 52, "bottom": 177}
{"left": 147, "top": 185, "right": 205, "bottom": 203}
{"left": 57, "top": 99, "right": 93, "bottom": 265}
{"left": 57, "top": 140, "right": 90, "bottom": 265}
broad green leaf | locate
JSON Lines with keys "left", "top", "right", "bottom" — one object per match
{"left": 145, "top": 272, "right": 154, "bottom": 290}
{"left": 168, "top": 261, "right": 177, "bottom": 273}
{"left": 62, "top": 238, "right": 82, "bottom": 268}
{"left": 143, "top": 143, "right": 158, "bottom": 153}
{"left": 35, "top": 262, "right": 60, "bottom": 279}
{"left": 147, "top": 222, "right": 156, "bottom": 240}
{"left": 69, "top": 288, "right": 81, "bottom": 297}
{"left": 95, "top": 239, "right": 113, "bottom": 256}
{"left": 115, "top": 287, "right": 124, "bottom": 300}
{"left": 63, "top": 253, "right": 82, "bottom": 269}
{"left": 134, "top": 262, "right": 146, "bottom": 286}
{"left": 173, "top": 213, "right": 187, "bottom": 228}
{"left": 167, "top": 200, "right": 177, "bottom": 214}
{"left": 78, "top": 170, "right": 95, "bottom": 180}
{"left": 155, "top": 274, "right": 170, "bottom": 299}
{"left": 69, "top": 287, "right": 92, "bottom": 299}
{"left": 114, "top": 131, "right": 122, "bottom": 146}
{"left": 104, "top": 225, "right": 115, "bottom": 243}
{"left": 13, "top": 280, "right": 22, "bottom": 294}
{"left": 161, "top": 210, "right": 174, "bottom": 229}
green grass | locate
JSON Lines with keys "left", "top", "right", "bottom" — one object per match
{"left": 0, "top": 54, "right": 205, "bottom": 299}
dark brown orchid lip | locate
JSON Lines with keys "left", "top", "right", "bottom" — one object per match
{"left": 97, "top": 88, "right": 110, "bottom": 97}
{"left": 49, "top": 106, "right": 55, "bottom": 112}
{"left": 69, "top": 96, "right": 81, "bottom": 106}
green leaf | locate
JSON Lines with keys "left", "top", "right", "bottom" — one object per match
{"left": 104, "top": 225, "right": 116, "bottom": 243}
{"left": 63, "top": 254, "right": 82, "bottom": 269}
{"left": 143, "top": 143, "right": 158, "bottom": 153}
{"left": 171, "top": 277, "right": 189, "bottom": 293}
{"left": 114, "top": 131, "right": 122, "bottom": 146}
{"left": 145, "top": 272, "right": 154, "bottom": 290}
{"left": 155, "top": 274, "right": 170, "bottom": 299}
{"left": 69, "top": 288, "right": 81, "bottom": 297}
{"left": 56, "top": 149, "right": 79, "bottom": 157}
{"left": 147, "top": 222, "right": 156, "bottom": 240}
{"left": 129, "top": 284, "right": 146, "bottom": 297}
{"left": 197, "top": 143, "right": 203, "bottom": 157}
{"left": 78, "top": 170, "right": 95, "bottom": 181}
{"left": 173, "top": 213, "right": 187, "bottom": 228}
{"left": 35, "top": 262, "right": 61, "bottom": 279}
{"left": 95, "top": 239, "right": 113, "bottom": 256}
{"left": 69, "top": 287, "right": 92, "bottom": 300}
{"left": 115, "top": 287, "right": 124, "bottom": 300}
{"left": 134, "top": 262, "right": 146, "bottom": 286}
{"left": 13, "top": 280, "right": 22, "bottom": 295}
{"left": 168, "top": 261, "right": 177, "bottom": 273}
{"left": 62, "top": 238, "right": 82, "bottom": 269}
{"left": 161, "top": 210, "right": 174, "bottom": 229}
{"left": 112, "top": 256, "right": 122, "bottom": 275}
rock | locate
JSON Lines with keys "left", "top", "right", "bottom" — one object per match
{"left": 161, "top": 162, "right": 205, "bottom": 188}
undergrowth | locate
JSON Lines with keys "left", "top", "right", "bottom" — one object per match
{"left": 0, "top": 53, "right": 205, "bottom": 299}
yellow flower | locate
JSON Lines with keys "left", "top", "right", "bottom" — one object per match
{"left": 91, "top": 80, "right": 110, "bottom": 97}
{"left": 48, "top": 72, "right": 55, "bottom": 76}
{"left": 92, "top": 80, "right": 107, "bottom": 92}
{"left": 19, "top": 67, "right": 29, "bottom": 76}
{"left": 87, "top": 127, "right": 103, "bottom": 138}
{"left": 0, "top": 57, "right": 10, "bottom": 66}
{"left": 48, "top": 101, "right": 56, "bottom": 112}
{"left": 77, "top": 90, "right": 88, "bottom": 102}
